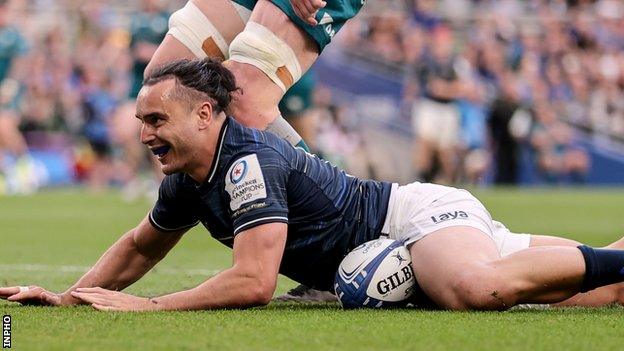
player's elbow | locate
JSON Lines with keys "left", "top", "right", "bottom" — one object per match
{"left": 247, "top": 278, "right": 276, "bottom": 306}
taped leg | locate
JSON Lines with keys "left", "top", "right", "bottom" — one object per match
{"left": 146, "top": 0, "right": 249, "bottom": 76}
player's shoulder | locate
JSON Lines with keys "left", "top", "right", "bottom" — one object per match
{"left": 224, "top": 117, "right": 294, "bottom": 161}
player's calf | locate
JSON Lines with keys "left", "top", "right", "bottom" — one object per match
{"left": 222, "top": 60, "right": 283, "bottom": 127}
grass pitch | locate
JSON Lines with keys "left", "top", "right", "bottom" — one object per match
{"left": 1, "top": 188, "right": 624, "bottom": 350}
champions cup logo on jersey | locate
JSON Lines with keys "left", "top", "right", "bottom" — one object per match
{"left": 230, "top": 160, "right": 248, "bottom": 184}
{"left": 225, "top": 154, "right": 267, "bottom": 211}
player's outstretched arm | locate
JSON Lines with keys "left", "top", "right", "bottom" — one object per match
{"left": 0, "top": 215, "right": 185, "bottom": 307}
{"left": 71, "top": 223, "right": 287, "bottom": 311}
{"left": 290, "top": 0, "right": 326, "bottom": 25}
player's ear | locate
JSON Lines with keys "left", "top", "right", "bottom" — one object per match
{"left": 196, "top": 101, "right": 214, "bottom": 130}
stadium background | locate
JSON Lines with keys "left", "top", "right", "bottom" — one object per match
{"left": 1, "top": 0, "right": 623, "bottom": 197}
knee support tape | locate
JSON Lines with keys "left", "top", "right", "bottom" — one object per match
{"left": 228, "top": 22, "right": 302, "bottom": 92}
{"left": 167, "top": 1, "right": 230, "bottom": 59}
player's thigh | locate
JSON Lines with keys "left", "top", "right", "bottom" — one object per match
{"left": 408, "top": 226, "right": 501, "bottom": 309}
{"left": 147, "top": 0, "right": 248, "bottom": 77}
{"left": 248, "top": 0, "right": 318, "bottom": 71}
{"left": 145, "top": 35, "right": 196, "bottom": 78}
{"left": 192, "top": 0, "right": 248, "bottom": 44}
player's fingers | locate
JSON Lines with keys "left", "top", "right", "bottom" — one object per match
{"left": 70, "top": 291, "right": 107, "bottom": 305}
{"left": 290, "top": 1, "right": 306, "bottom": 21}
{"left": 310, "top": 0, "right": 326, "bottom": 10}
{"left": 305, "top": 15, "right": 318, "bottom": 26}
{"left": 300, "top": 0, "right": 317, "bottom": 16}
{"left": 39, "top": 291, "right": 62, "bottom": 306}
{"left": 0, "top": 287, "right": 20, "bottom": 298}
{"left": 308, "top": 0, "right": 325, "bottom": 11}
{"left": 7, "top": 287, "right": 43, "bottom": 302}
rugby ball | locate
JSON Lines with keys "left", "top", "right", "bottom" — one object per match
{"left": 335, "top": 238, "right": 415, "bottom": 309}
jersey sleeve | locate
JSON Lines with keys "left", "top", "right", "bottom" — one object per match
{"left": 149, "top": 175, "right": 200, "bottom": 232}
{"left": 224, "top": 149, "right": 289, "bottom": 235}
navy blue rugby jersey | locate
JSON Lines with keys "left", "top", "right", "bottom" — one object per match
{"left": 149, "top": 117, "right": 392, "bottom": 290}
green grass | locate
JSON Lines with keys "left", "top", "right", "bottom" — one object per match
{"left": 1, "top": 188, "right": 624, "bottom": 350}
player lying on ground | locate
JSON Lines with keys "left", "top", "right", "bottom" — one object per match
{"left": 149, "top": 0, "right": 358, "bottom": 150}
{"left": 3, "top": 59, "right": 624, "bottom": 311}
{"left": 147, "top": 0, "right": 353, "bottom": 300}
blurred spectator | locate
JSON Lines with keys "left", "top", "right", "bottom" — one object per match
{"left": 0, "top": 0, "right": 36, "bottom": 194}
{"left": 488, "top": 73, "right": 523, "bottom": 185}
{"left": 406, "top": 25, "right": 463, "bottom": 184}
{"left": 529, "top": 103, "right": 590, "bottom": 183}
{"left": 77, "top": 62, "right": 120, "bottom": 190}
{"left": 313, "top": 86, "right": 371, "bottom": 178}
{"left": 456, "top": 43, "right": 490, "bottom": 184}
{"left": 128, "top": 0, "right": 170, "bottom": 98}
{"left": 113, "top": 0, "right": 170, "bottom": 200}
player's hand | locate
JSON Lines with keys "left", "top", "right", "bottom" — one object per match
{"left": 0, "top": 286, "right": 78, "bottom": 306}
{"left": 290, "top": 0, "right": 326, "bottom": 25}
{"left": 71, "top": 287, "right": 158, "bottom": 312}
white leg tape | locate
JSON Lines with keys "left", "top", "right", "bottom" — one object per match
{"left": 266, "top": 115, "right": 303, "bottom": 146}
{"left": 167, "top": 1, "right": 230, "bottom": 59}
{"left": 228, "top": 22, "right": 302, "bottom": 92}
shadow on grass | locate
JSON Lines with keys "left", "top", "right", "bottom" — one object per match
{"left": 263, "top": 301, "right": 342, "bottom": 311}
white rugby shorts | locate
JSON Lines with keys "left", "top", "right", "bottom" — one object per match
{"left": 411, "top": 98, "right": 460, "bottom": 148}
{"left": 381, "top": 182, "right": 530, "bottom": 257}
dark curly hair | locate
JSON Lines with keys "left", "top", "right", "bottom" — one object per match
{"left": 143, "top": 58, "right": 239, "bottom": 113}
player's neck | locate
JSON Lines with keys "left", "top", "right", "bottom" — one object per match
{"left": 187, "top": 115, "right": 227, "bottom": 184}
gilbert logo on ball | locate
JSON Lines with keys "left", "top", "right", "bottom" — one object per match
{"left": 335, "top": 239, "right": 415, "bottom": 308}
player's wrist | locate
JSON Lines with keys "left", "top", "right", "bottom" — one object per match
{"left": 60, "top": 291, "right": 87, "bottom": 306}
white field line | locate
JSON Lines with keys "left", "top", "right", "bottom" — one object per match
{"left": 0, "top": 263, "right": 220, "bottom": 276}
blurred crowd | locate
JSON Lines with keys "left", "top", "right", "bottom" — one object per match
{"left": 0, "top": 0, "right": 182, "bottom": 195}
{"left": 338, "top": 0, "right": 623, "bottom": 184}
{"left": 0, "top": 0, "right": 622, "bottom": 195}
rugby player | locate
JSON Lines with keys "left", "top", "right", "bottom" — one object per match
{"left": 144, "top": 0, "right": 347, "bottom": 300}
{"left": 3, "top": 59, "right": 624, "bottom": 311}
{"left": 146, "top": 0, "right": 354, "bottom": 150}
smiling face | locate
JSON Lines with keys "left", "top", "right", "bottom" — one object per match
{"left": 136, "top": 78, "right": 212, "bottom": 177}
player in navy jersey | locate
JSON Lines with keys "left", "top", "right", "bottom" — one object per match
{"left": 149, "top": 0, "right": 369, "bottom": 300}
{"left": 5, "top": 58, "right": 624, "bottom": 311}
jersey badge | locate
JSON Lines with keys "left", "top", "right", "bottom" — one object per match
{"left": 225, "top": 154, "right": 267, "bottom": 210}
